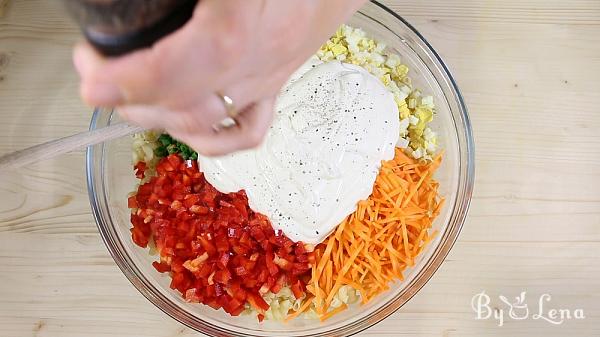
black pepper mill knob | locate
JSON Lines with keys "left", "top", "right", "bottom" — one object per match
{"left": 64, "top": 0, "right": 198, "bottom": 57}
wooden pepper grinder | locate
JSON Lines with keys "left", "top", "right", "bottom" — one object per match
{"left": 64, "top": 0, "right": 198, "bottom": 56}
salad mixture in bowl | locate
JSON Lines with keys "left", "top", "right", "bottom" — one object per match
{"left": 87, "top": 2, "right": 473, "bottom": 336}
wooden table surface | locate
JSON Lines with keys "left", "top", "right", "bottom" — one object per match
{"left": 1, "top": 1, "right": 599, "bottom": 336}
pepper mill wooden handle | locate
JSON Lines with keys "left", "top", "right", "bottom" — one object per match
{"left": 64, "top": 0, "right": 198, "bottom": 56}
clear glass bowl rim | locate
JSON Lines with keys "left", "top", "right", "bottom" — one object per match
{"left": 86, "top": 1, "right": 475, "bottom": 336}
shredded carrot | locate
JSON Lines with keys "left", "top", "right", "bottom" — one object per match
{"left": 319, "top": 303, "right": 348, "bottom": 322}
{"left": 306, "top": 148, "right": 444, "bottom": 319}
{"left": 325, "top": 261, "right": 333, "bottom": 294}
{"left": 284, "top": 295, "right": 315, "bottom": 322}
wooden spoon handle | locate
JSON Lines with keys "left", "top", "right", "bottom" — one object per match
{"left": 0, "top": 122, "right": 144, "bottom": 171}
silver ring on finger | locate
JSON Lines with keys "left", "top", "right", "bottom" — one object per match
{"left": 214, "top": 92, "right": 239, "bottom": 131}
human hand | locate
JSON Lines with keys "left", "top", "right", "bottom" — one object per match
{"left": 74, "top": 0, "right": 367, "bottom": 155}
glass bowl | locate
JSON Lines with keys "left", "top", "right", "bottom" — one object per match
{"left": 86, "top": 1, "right": 474, "bottom": 336}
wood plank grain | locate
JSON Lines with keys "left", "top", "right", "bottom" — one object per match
{"left": 0, "top": 0, "right": 10, "bottom": 18}
{"left": 0, "top": 235, "right": 598, "bottom": 337}
{"left": 0, "top": 0, "right": 87, "bottom": 153}
{"left": 379, "top": 0, "right": 600, "bottom": 24}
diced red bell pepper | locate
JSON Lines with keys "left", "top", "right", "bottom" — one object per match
{"left": 205, "top": 298, "right": 221, "bottom": 310}
{"left": 130, "top": 154, "right": 315, "bottom": 320}
{"left": 291, "top": 262, "right": 311, "bottom": 275}
{"left": 182, "top": 174, "right": 192, "bottom": 187}
{"left": 227, "top": 227, "right": 241, "bottom": 238}
{"left": 270, "top": 282, "right": 282, "bottom": 294}
{"left": 234, "top": 266, "right": 249, "bottom": 276}
{"left": 213, "top": 269, "right": 232, "bottom": 284}
{"left": 134, "top": 161, "right": 146, "bottom": 179}
{"left": 247, "top": 292, "right": 270, "bottom": 312}
{"left": 294, "top": 244, "right": 307, "bottom": 255}
{"left": 152, "top": 261, "right": 171, "bottom": 273}
{"left": 131, "top": 227, "right": 149, "bottom": 248}
{"left": 198, "top": 263, "right": 213, "bottom": 278}
{"left": 233, "top": 288, "right": 247, "bottom": 302}
{"left": 166, "top": 153, "right": 182, "bottom": 167}
{"left": 189, "top": 205, "right": 209, "bottom": 214}
{"left": 265, "top": 251, "right": 279, "bottom": 276}
{"left": 249, "top": 252, "right": 259, "bottom": 261}
{"left": 273, "top": 255, "right": 293, "bottom": 271}
{"left": 230, "top": 303, "right": 246, "bottom": 316}
{"left": 215, "top": 236, "right": 229, "bottom": 253}
{"left": 223, "top": 296, "right": 243, "bottom": 314}
{"left": 185, "top": 288, "right": 201, "bottom": 303}
{"left": 243, "top": 278, "right": 258, "bottom": 289}
{"left": 217, "top": 252, "right": 230, "bottom": 269}
{"left": 183, "top": 194, "right": 201, "bottom": 208}
{"left": 250, "top": 226, "right": 266, "bottom": 241}
{"left": 127, "top": 195, "right": 138, "bottom": 209}
{"left": 239, "top": 231, "right": 252, "bottom": 247}
{"left": 257, "top": 268, "right": 269, "bottom": 284}
{"left": 198, "top": 235, "right": 217, "bottom": 256}
{"left": 290, "top": 280, "right": 305, "bottom": 299}
{"left": 214, "top": 283, "right": 225, "bottom": 297}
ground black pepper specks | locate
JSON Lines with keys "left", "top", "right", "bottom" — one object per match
{"left": 199, "top": 60, "right": 399, "bottom": 244}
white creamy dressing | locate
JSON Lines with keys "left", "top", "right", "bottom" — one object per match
{"left": 199, "top": 58, "right": 399, "bottom": 244}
